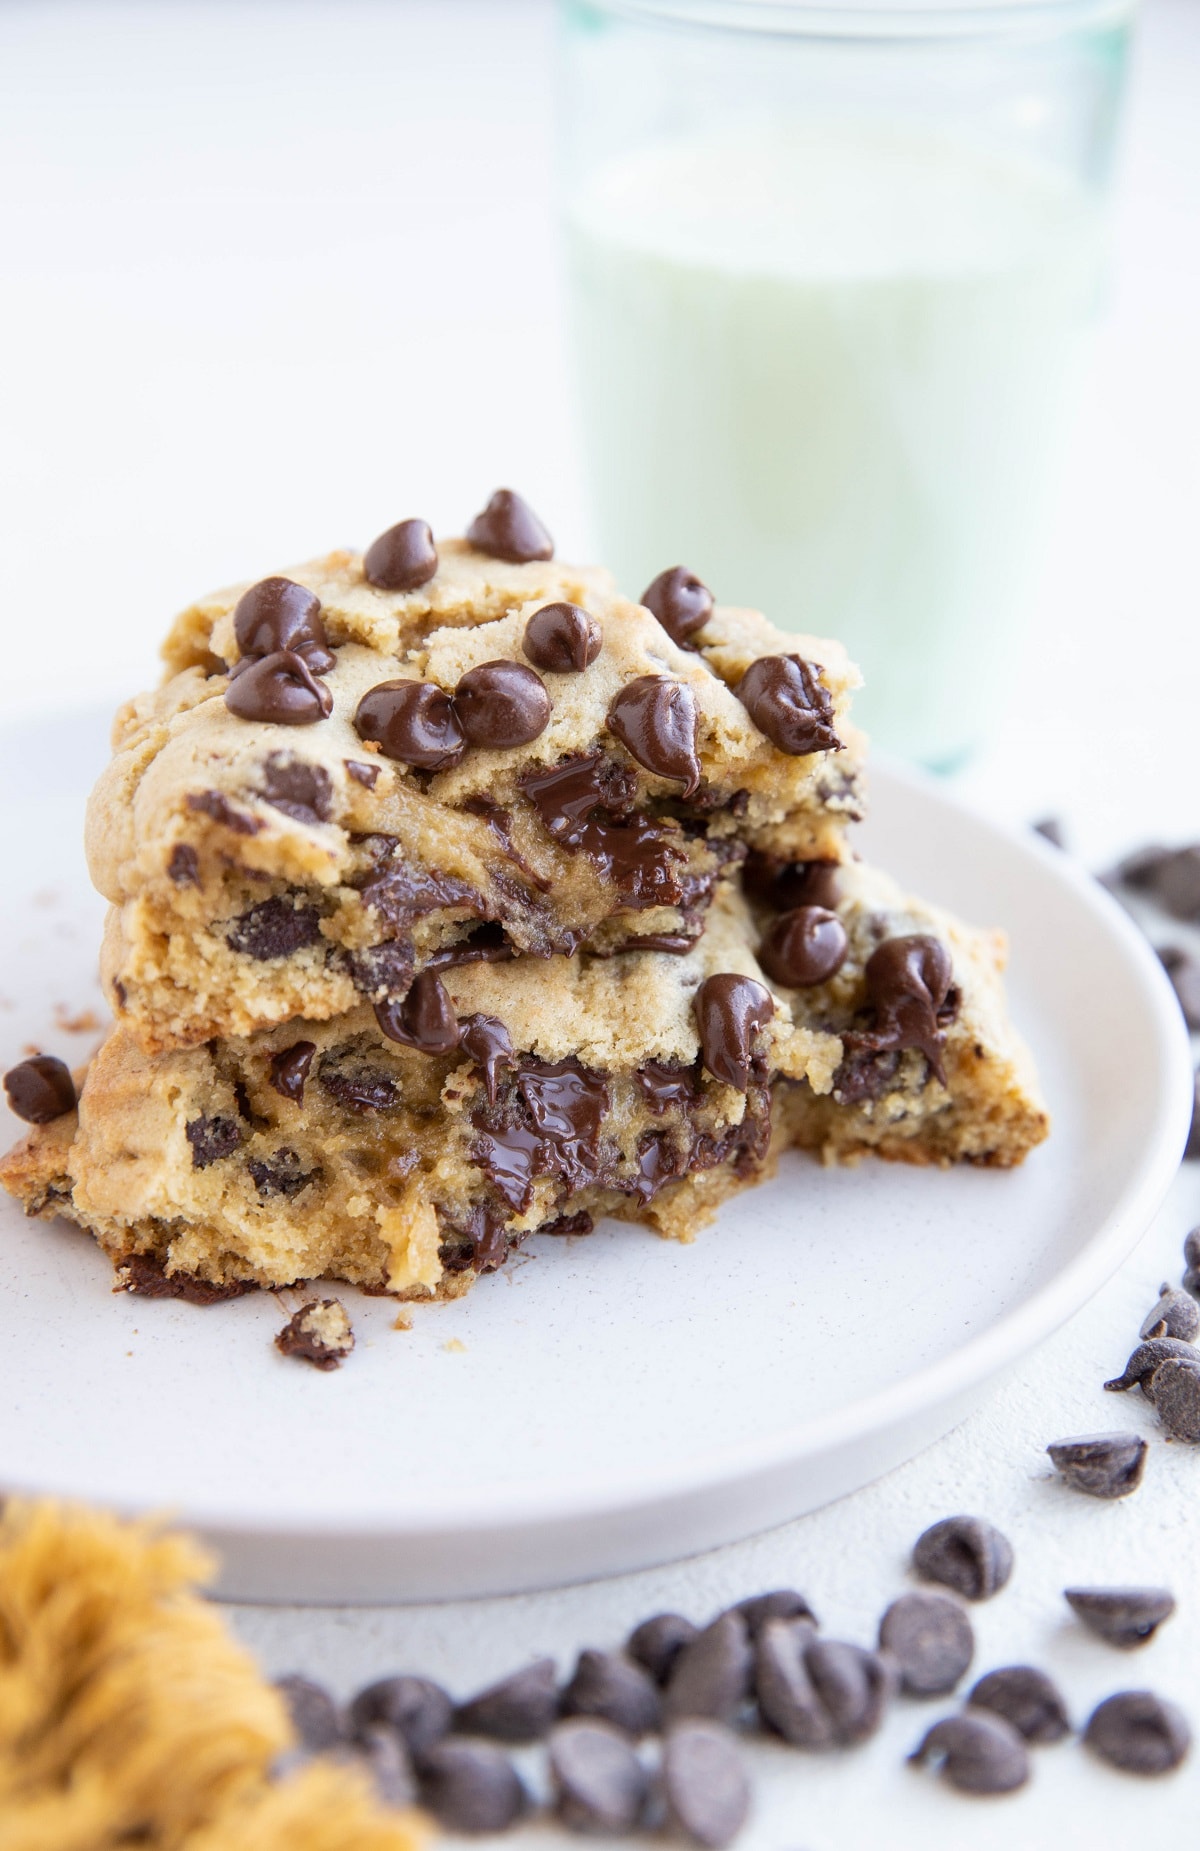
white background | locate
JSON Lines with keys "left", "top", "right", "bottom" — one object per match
{"left": 2, "top": 3, "right": 1199, "bottom": 1844}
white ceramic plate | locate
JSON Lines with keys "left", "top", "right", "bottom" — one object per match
{"left": 0, "top": 709, "right": 1191, "bottom": 1603}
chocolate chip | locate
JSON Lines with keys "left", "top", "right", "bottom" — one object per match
{"left": 187, "top": 790, "right": 261, "bottom": 835}
{"left": 743, "top": 851, "right": 841, "bottom": 913}
{"left": 562, "top": 1649, "right": 661, "bottom": 1738}
{"left": 1032, "top": 816, "right": 1067, "bottom": 849}
{"left": 168, "top": 843, "right": 200, "bottom": 884}
{"left": 1185, "top": 1225, "right": 1200, "bottom": 1299}
{"left": 878, "top": 1593, "right": 974, "bottom": 1697}
{"left": 375, "top": 970, "right": 461, "bottom": 1055}
{"left": 1083, "top": 1690, "right": 1191, "bottom": 1776}
{"left": 226, "top": 896, "right": 323, "bottom": 961}
{"left": 640, "top": 566, "right": 714, "bottom": 646}
{"left": 1104, "top": 1336, "right": 1199, "bottom": 1393}
{"left": 756, "top": 1621, "right": 894, "bottom": 1748}
{"left": 350, "top": 1675, "right": 454, "bottom": 1755}
{"left": 117, "top": 1253, "right": 257, "bottom": 1303}
{"left": 355, "top": 679, "right": 465, "bottom": 771}
{"left": 627, "top": 1613, "right": 698, "bottom": 1686}
{"left": 909, "top": 1711, "right": 1030, "bottom": 1794}
{"left": 317, "top": 1049, "right": 399, "bottom": 1115}
{"left": 853, "top": 934, "right": 956, "bottom": 1085}
{"left": 736, "top": 654, "right": 839, "bottom": 756}
{"left": 663, "top": 1612, "right": 753, "bottom": 1726}
{"left": 363, "top": 517, "right": 438, "bottom": 592}
{"left": 967, "top": 1666, "right": 1070, "bottom": 1744}
{"left": 1147, "top": 1355, "right": 1200, "bottom": 1440}
{"left": 260, "top": 752, "right": 332, "bottom": 825}
{"left": 225, "top": 649, "right": 333, "bottom": 726}
{"left": 539, "top": 1209, "right": 595, "bottom": 1237}
{"left": 233, "top": 576, "right": 335, "bottom": 674}
{"left": 1140, "top": 1283, "right": 1200, "bottom": 1342}
{"left": 1117, "top": 842, "right": 1200, "bottom": 921}
{"left": 274, "top": 1298, "right": 353, "bottom": 1370}
{"left": 275, "top": 1673, "right": 342, "bottom": 1752}
{"left": 1188, "top": 1068, "right": 1200, "bottom": 1161}
{"left": 911, "top": 1516, "right": 1014, "bottom": 1602}
{"left": 523, "top": 601, "right": 602, "bottom": 673}
{"left": 662, "top": 1720, "right": 750, "bottom": 1849}
{"left": 758, "top": 906, "right": 848, "bottom": 989}
{"left": 358, "top": 858, "right": 482, "bottom": 934}
{"left": 459, "top": 1014, "right": 515, "bottom": 1105}
{"left": 356, "top": 1721, "right": 418, "bottom": 1807}
{"left": 184, "top": 1113, "right": 242, "bottom": 1168}
{"left": 454, "top": 660, "right": 551, "bottom": 749}
{"left": 636, "top": 1061, "right": 700, "bottom": 1116}
{"left": 1066, "top": 1587, "right": 1175, "bottom": 1649}
{"left": 694, "top": 973, "right": 774, "bottom": 1091}
{"left": 4, "top": 1054, "right": 76, "bottom": 1124}
{"left": 732, "top": 1589, "right": 818, "bottom": 1640}
{"left": 607, "top": 676, "right": 701, "bottom": 795}
{"left": 454, "top": 1658, "right": 559, "bottom": 1743}
{"left": 1046, "top": 1432, "right": 1148, "bottom": 1498}
{"left": 1158, "top": 946, "right": 1200, "bottom": 1030}
{"left": 345, "top": 758, "right": 381, "bottom": 789}
{"left": 248, "top": 1148, "right": 318, "bottom": 1198}
{"left": 466, "top": 488, "right": 553, "bottom": 563}
{"left": 519, "top": 751, "right": 685, "bottom": 906}
{"left": 416, "top": 1738, "right": 529, "bottom": 1831}
{"left": 269, "top": 1039, "right": 316, "bottom": 1103}
{"left": 549, "top": 1717, "right": 649, "bottom": 1834}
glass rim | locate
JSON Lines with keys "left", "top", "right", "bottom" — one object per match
{"left": 566, "top": 0, "right": 1136, "bottom": 39}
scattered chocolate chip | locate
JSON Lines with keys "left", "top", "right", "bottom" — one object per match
{"left": 743, "top": 851, "right": 841, "bottom": 913}
{"left": 226, "top": 896, "right": 323, "bottom": 961}
{"left": 1185, "top": 1225, "right": 1200, "bottom": 1300}
{"left": 758, "top": 906, "right": 848, "bottom": 989}
{"left": 1140, "top": 1282, "right": 1200, "bottom": 1342}
{"left": 1046, "top": 1432, "right": 1148, "bottom": 1498}
{"left": 912, "top": 1516, "right": 1014, "bottom": 1602}
{"left": 248, "top": 1148, "right": 318, "bottom": 1198}
{"left": 1083, "top": 1690, "right": 1191, "bottom": 1776}
{"left": 523, "top": 601, "right": 602, "bottom": 673}
{"left": 184, "top": 1113, "right": 243, "bottom": 1168}
{"left": 269, "top": 1039, "right": 316, "bottom": 1103}
{"left": 640, "top": 566, "right": 714, "bottom": 646}
{"left": 1187, "top": 1068, "right": 1200, "bottom": 1161}
{"left": 186, "top": 789, "right": 261, "bottom": 834}
{"left": 1105, "top": 1336, "right": 1199, "bottom": 1394}
{"left": 664, "top": 1612, "right": 753, "bottom": 1727}
{"left": 275, "top": 1673, "right": 342, "bottom": 1751}
{"left": 1066, "top": 1587, "right": 1175, "bottom": 1649}
{"left": 909, "top": 1711, "right": 1030, "bottom": 1794}
{"left": 562, "top": 1649, "right": 661, "bottom": 1737}
{"left": 275, "top": 1299, "right": 354, "bottom": 1370}
{"left": 363, "top": 517, "right": 438, "bottom": 592}
{"left": 627, "top": 1613, "right": 698, "bottom": 1686}
{"left": 1032, "top": 816, "right": 1067, "bottom": 849}
{"left": 345, "top": 758, "right": 381, "bottom": 789}
{"left": 607, "top": 675, "right": 701, "bottom": 795}
{"left": 549, "top": 1717, "right": 649, "bottom": 1834}
{"left": 168, "top": 843, "right": 200, "bottom": 884}
{"left": 1116, "top": 842, "right": 1200, "bottom": 921}
{"left": 1147, "top": 1355, "right": 1200, "bottom": 1440}
{"left": 878, "top": 1593, "right": 974, "bottom": 1697}
{"left": 116, "top": 1252, "right": 257, "bottom": 1303}
{"left": 356, "top": 680, "right": 466, "bottom": 771}
{"left": 233, "top": 576, "right": 335, "bottom": 674}
{"left": 317, "top": 1049, "right": 400, "bottom": 1115}
{"left": 467, "top": 488, "right": 553, "bottom": 563}
{"left": 454, "top": 660, "right": 551, "bottom": 749}
{"left": 4, "top": 1054, "right": 76, "bottom": 1124}
{"left": 733, "top": 1589, "right": 818, "bottom": 1639}
{"left": 848, "top": 934, "right": 956, "bottom": 1085}
{"left": 459, "top": 1014, "right": 515, "bottom": 1105}
{"left": 416, "top": 1737, "right": 529, "bottom": 1831}
{"left": 357, "top": 1720, "right": 418, "bottom": 1807}
{"left": 375, "top": 970, "right": 461, "bottom": 1055}
{"left": 259, "top": 753, "right": 333, "bottom": 825}
{"left": 1158, "top": 946, "right": 1200, "bottom": 1030}
{"left": 350, "top": 1675, "right": 454, "bottom": 1755}
{"left": 736, "top": 654, "right": 839, "bottom": 756}
{"left": 967, "top": 1665, "right": 1070, "bottom": 1744}
{"left": 225, "top": 649, "right": 333, "bottom": 726}
{"left": 662, "top": 1720, "right": 750, "bottom": 1849}
{"left": 454, "top": 1658, "right": 559, "bottom": 1743}
{"left": 693, "top": 973, "right": 774, "bottom": 1091}
{"left": 756, "top": 1621, "right": 893, "bottom": 1749}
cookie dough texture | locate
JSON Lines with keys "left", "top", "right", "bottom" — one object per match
{"left": 90, "top": 542, "right": 865, "bottom": 1055}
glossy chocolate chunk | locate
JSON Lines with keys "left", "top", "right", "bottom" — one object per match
{"left": 1083, "top": 1690, "right": 1192, "bottom": 1775}
{"left": 1065, "top": 1586, "right": 1176, "bottom": 1649}
{"left": 909, "top": 1711, "right": 1030, "bottom": 1794}
{"left": 967, "top": 1665, "right": 1070, "bottom": 1744}
{"left": 694, "top": 973, "right": 774, "bottom": 1091}
{"left": 4, "top": 1053, "right": 76, "bottom": 1124}
{"left": 636, "top": 1060, "right": 700, "bottom": 1116}
{"left": 736, "top": 654, "right": 839, "bottom": 756}
{"left": 607, "top": 675, "right": 701, "bottom": 795}
{"left": 363, "top": 517, "right": 438, "bottom": 591}
{"left": 523, "top": 600, "right": 601, "bottom": 673}
{"left": 878, "top": 1592, "right": 974, "bottom": 1696}
{"left": 233, "top": 576, "right": 335, "bottom": 673}
{"left": 641, "top": 565, "right": 713, "bottom": 645}
{"left": 459, "top": 1014, "right": 515, "bottom": 1105}
{"left": 758, "top": 905, "right": 848, "bottom": 988}
{"left": 375, "top": 970, "right": 461, "bottom": 1054}
{"left": 454, "top": 660, "right": 551, "bottom": 749}
{"left": 912, "top": 1515, "right": 1014, "bottom": 1602}
{"left": 1046, "top": 1431, "right": 1148, "bottom": 1499}
{"left": 225, "top": 650, "right": 333, "bottom": 726}
{"left": 267, "top": 1041, "right": 316, "bottom": 1103}
{"left": 519, "top": 752, "right": 684, "bottom": 908}
{"left": 355, "top": 679, "right": 466, "bottom": 770}
{"left": 466, "top": 488, "right": 553, "bottom": 563}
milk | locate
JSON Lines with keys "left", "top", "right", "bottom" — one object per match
{"left": 567, "top": 126, "right": 1103, "bottom": 766}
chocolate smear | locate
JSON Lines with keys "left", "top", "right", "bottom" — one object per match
{"left": 375, "top": 970, "right": 461, "bottom": 1054}
{"left": 459, "top": 1014, "right": 515, "bottom": 1105}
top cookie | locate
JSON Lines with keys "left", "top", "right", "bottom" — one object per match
{"left": 89, "top": 497, "right": 865, "bottom": 1053}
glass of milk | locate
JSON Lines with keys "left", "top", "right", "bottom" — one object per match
{"left": 560, "top": 0, "right": 1133, "bottom": 768}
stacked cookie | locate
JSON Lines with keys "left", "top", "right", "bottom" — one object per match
{"left": 0, "top": 492, "right": 1047, "bottom": 1304}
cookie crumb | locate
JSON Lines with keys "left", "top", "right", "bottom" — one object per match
{"left": 443, "top": 1337, "right": 467, "bottom": 1354}
{"left": 392, "top": 1310, "right": 413, "bottom": 1332}
{"left": 275, "top": 1298, "right": 355, "bottom": 1371}
{"left": 53, "top": 1005, "right": 104, "bottom": 1034}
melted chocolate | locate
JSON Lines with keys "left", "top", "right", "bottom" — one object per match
{"left": 693, "top": 974, "right": 775, "bottom": 1091}
{"left": 836, "top": 934, "right": 958, "bottom": 1090}
{"left": 736, "top": 655, "right": 840, "bottom": 757}
{"left": 743, "top": 852, "right": 841, "bottom": 913}
{"left": 225, "top": 650, "right": 333, "bottom": 726}
{"left": 454, "top": 660, "right": 550, "bottom": 749}
{"left": 758, "top": 906, "right": 849, "bottom": 988}
{"left": 375, "top": 970, "right": 461, "bottom": 1054}
{"left": 118, "top": 1253, "right": 258, "bottom": 1304}
{"left": 269, "top": 1039, "right": 316, "bottom": 1103}
{"left": 519, "top": 753, "right": 685, "bottom": 909}
{"left": 260, "top": 753, "right": 333, "bottom": 825}
{"left": 355, "top": 680, "right": 466, "bottom": 771}
{"left": 459, "top": 1013, "right": 516, "bottom": 1104}
{"left": 607, "top": 676, "right": 701, "bottom": 796}
{"left": 233, "top": 576, "right": 334, "bottom": 673}
{"left": 636, "top": 1060, "right": 701, "bottom": 1115}
{"left": 358, "top": 857, "right": 484, "bottom": 933}
{"left": 471, "top": 1057, "right": 611, "bottom": 1212}
{"left": 523, "top": 602, "right": 602, "bottom": 674}
{"left": 438, "top": 1203, "right": 511, "bottom": 1275}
